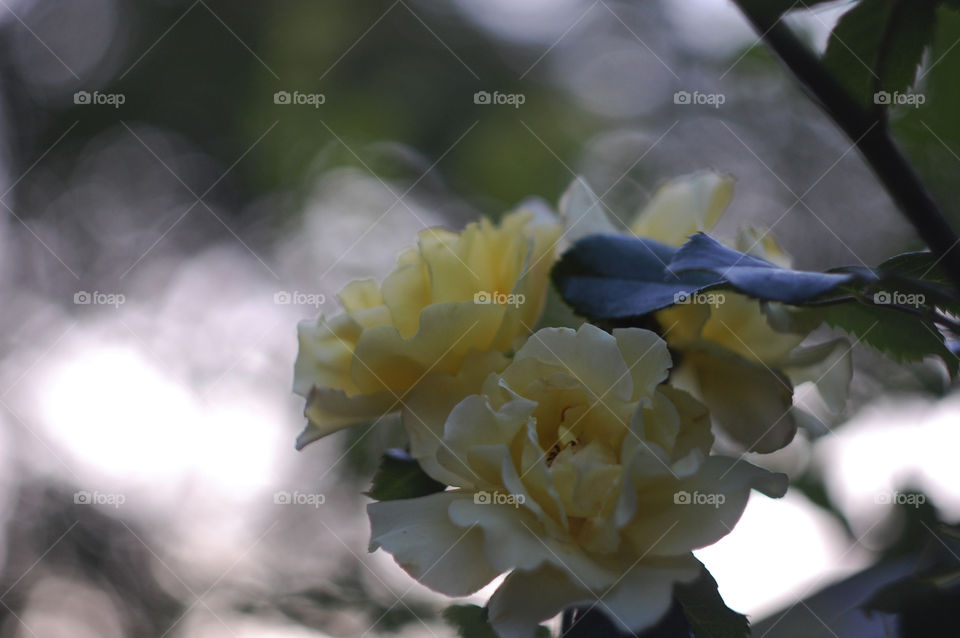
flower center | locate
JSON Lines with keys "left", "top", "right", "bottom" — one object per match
{"left": 545, "top": 404, "right": 583, "bottom": 467}
{"left": 545, "top": 438, "right": 579, "bottom": 467}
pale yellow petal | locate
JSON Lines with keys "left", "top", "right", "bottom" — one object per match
{"left": 699, "top": 295, "right": 805, "bottom": 365}
{"left": 638, "top": 390, "right": 682, "bottom": 456}
{"left": 621, "top": 456, "right": 787, "bottom": 556}
{"left": 518, "top": 421, "right": 569, "bottom": 534}
{"left": 613, "top": 328, "right": 673, "bottom": 401}
{"left": 487, "top": 557, "right": 700, "bottom": 638}
{"left": 293, "top": 314, "right": 362, "bottom": 397}
{"left": 560, "top": 176, "right": 619, "bottom": 243}
{"left": 783, "top": 338, "right": 852, "bottom": 413}
{"left": 338, "top": 279, "right": 384, "bottom": 314}
{"left": 659, "top": 386, "right": 713, "bottom": 460}
{"left": 448, "top": 499, "right": 620, "bottom": 590}
{"left": 402, "top": 350, "right": 509, "bottom": 487}
{"left": 350, "top": 301, "right": 506, "bottom": 394}
{"left": 687, "top": 348, "right": 797, "bottom": 453}
{"left": 735, "top": 226, "right": 791, "bottom": 268}
{"left": 656, "top": 302, "right": 711, "bottom": 347}
{"left": 630, "top": 171, "right": 735, "bottom": 246}
{"left": 487, "top": 565, "right": 592, "bottom": 638}
{"left": 297, "top": 386, "right": 397, "bottom": 447}
{"left": 380, "top": 259, "right": 430, "bottom": 339}
{"left": 513, "top": 324, "right": 634, "bottom": 402}
{"left": 597, "top": 556, "right": 701, "bottom": 633}
{"left": 368, "top": 492, "right": 500, "bottom": 596}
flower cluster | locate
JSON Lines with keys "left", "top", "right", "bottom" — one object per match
{"left": 562, "top": 171, "right": 852, "bottom": 452}
{"left": 370, "top": 323, "right": 786, "bottom": 636}
{"left": 293, "top": 177, "right": 815, "bottom": 636}
{"left": 293, "top": 206, "right": 559, "bottom": 448}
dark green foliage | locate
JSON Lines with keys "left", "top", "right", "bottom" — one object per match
{"left": 365, "top": 450, "right": 446, "bottom": 501}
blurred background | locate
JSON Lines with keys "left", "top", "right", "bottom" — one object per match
{"left": 1, "top": 0, "right": 959, "bottom": 636}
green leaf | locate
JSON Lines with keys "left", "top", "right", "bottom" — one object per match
{"left": 553, "top": 234, "right": 959, "bottom": 375}
{"left": 878, "top": 250, "right": 953, "bottom": 283}
{"left": 374, "top": 602, "right": 437, "bottom": 632}
{"left": 550, "top": 234, "right": 725, "bottom": 321}
{"left": 365, "top": 450, "right": 445, "bottom": 501}
{"left": 442, "top": 605, "right": 550, "bottom": 638}
{"left": 875, "top": 250, "right": 960, "bottom": 315}
{"left": 674, "top": 562, "right": 749, "bottom": 638}
{"left": 822, "top": 0, "right": 938, "bottom": 110}
{"left": 551, "top": 233, "right": 864, "bottom": 323}
{"left": 803, "top": 301, "right": 958, "bottom": 376}
{"left": 670, "top": 233, "right": 860, "bottom": 304}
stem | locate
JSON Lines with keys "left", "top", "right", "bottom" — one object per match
{"left": 731, "top": 3, "right": 960, "bottom": 293}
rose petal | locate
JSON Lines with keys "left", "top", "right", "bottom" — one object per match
{"left": 513, "top": 324, "right": 634, "bottom": 402}
{"left": 380, "top": 259, "right": 430, "bottom": 339}
{"left": 687, "top": 346, "right": 797, "bottom": 453}
{"left": 487, "top": 556, "right": 700, "bottom": 638}
{"left": 783, "top": 338, "right": 852, "bottom": 413}
{"left": 629, "top": 171, "right": 734, "bottom": 246}
{"left": 488, "top": 565, "right": 593, "bottom": 638}
{"left": 367, "top": 492, "right": 500, "bottom": 597}
{"left": 596, "top": 555, "right": 701, "bottom": 633}
{"left": 351, "top": 301, "right": 506, "bottom": 393}
{"left": 293, "top": 313, "right": 363, "bottom": 397}
{"left": 402, "top": 351, "right": 509, "bottom": 486}
{"left": 698, "top": 295, "right": 805, "bottom": 365}
{"left": 448, "top": 498, "right": 619, "bottom": 590}
{"left": 297, "top": 386, "right": 397, "bottom": 447}
{"left": 612, "top": 328, "right": 673, "bottom": 400}
{"left": 338, "top": 279, "right": 384, "bottom": 314}
{"left": 559, "top": 177, "right": 620, "bottom": 243}
{"left": 621, "top": 455, "right": 788, "bottom": 556}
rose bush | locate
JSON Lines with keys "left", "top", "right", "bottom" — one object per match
{"left": 293, "top": 207, "right": 560, "bottom": 448}
{"left": 561, "top": 172, "right": 852, "bottom": 452}
{"left": 369, "top": 323, "right": 787, "bottom": 637}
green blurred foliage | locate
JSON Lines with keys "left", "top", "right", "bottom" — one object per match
{"left": 17, "top": 0, "right": 594, "bottom": 221}
{"left": 896, "top": 6, "right": 960, "bottom": 230}
{"left": 822, "top": 0, "right": 937, "bottom": 111}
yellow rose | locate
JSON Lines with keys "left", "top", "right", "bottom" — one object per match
{"left": 562, "top": 173, "right": 851, "bottom": 452}
{"left": 369, "top": 324, "right": 787, "bottom": 637}
{"left": 293, "top": 207, "right": 561, "bottom": 448}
